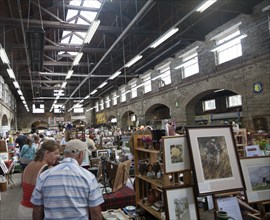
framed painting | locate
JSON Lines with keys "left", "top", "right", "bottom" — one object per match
{"left": 162, "top": 135, "right": 190, "bottom": 173}
{"left": 240, "top": 156, "right": 270, "bottom": 203}
{"left": 186, "top": 125, "right": 245, "bottom": 196}
{"left": 245, "top": 145, "right": 262, "bottom": 157}
{"left": 97, "top": 149, "right": 111, "bottom": 158}
{"left": 164, "top": 185, "right": 199, "bottom": 220}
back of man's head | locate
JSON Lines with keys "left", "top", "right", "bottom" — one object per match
{"left": 64, "top": 139, "right": 87, "bottom": 154}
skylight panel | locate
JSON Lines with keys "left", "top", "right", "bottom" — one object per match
{"left": 68, "top": 52, "right": 78, "bottom": 56}
{"left": 61, "top": 31, "right": 72, "bottom": 39}
{"left": 80, "top": 11, "right": 97, "bottom": 23}
{"left": 70, "top": 0, "right": 81, "bottom": 6}
{"left": 66, "top": 10, "right": 78, "bottom": 21}
{"left": 77, "top": 17, "right": 90, "bottom": 25}
{"left": 83, "top": 0, "right": 101, "bottom": 8}
{"left": 76, "top": 31, "right": 86, "bottom": 38}
{"left": 70, "top": 35, "right": 84, "bottom": 45}
{"left": 61, "top": 36, "right": 71, "bottom": 44}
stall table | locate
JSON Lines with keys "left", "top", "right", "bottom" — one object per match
{"left": 101, "top": 185, "right": 135, "bottom": 211}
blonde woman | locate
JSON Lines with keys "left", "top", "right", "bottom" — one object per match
{"left": 18, "top": 139, "right": 60, "bottom": 219}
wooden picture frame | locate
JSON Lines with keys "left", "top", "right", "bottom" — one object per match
{"left": 162, "top": 135, "right": 190, "bottom": 173}
{"left": 240, "top": 156, "right": 270, "bottom": 203}
{"left": 186, "top": 125, "right": 245, "bottom": 196}
{"left": 106, "top": 160, "right": 131, "bottom": 192}
{"left": 164, "top": 185, "right": 199, "bottom": 220}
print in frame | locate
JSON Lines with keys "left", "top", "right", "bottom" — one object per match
{"left": 164, "top": 185, "right": 199, "bottom": 220}
{"left": 162, "top": 135, "right": 190, "bottom": 173}
{"left": 186, "top": 125, "right": 245, "bottom": 196}
{"left": 240, "top": 156, "right": 270, "bottom": 203}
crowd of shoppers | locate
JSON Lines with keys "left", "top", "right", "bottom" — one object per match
{"left": 7, "top": 130, "right": 103, "bottom": 220}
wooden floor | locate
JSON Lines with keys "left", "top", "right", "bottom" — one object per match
{"left": 0, "top": 172, "right": 216, "bottom": 219}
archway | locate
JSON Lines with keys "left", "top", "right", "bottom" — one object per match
{"left": 107, "top": 115, "right": 117, "bottom": 126}
{"left": 121, "top": 111, "right": 135, "bottom": 131}
{"left": 1, "top": 114, "right": 9, "bottom": 137}
{"left": 72, "top": 120, "right": 86, "bottom": 129}
{"left": 31, "top": 121, "right": 49, "bottom": 133}
{"left": 10, "top": 118, "right": 15, "bottom": 130}
{"left": 145, "top": 104, "right": 170, "bottom": 129}
{"left": 186, "top": 89, "right": 242, "bottom": 125}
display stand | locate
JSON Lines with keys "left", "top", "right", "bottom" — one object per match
{"left": 247, "top": 200, "right": 270, "bottom": 220}
{"left": 133, "top": 134, "right": 193, "bottom": 219}
{"left": 213, "top": 191, "right": 270, "bottom": 220}
{"left": 214, "top": 192, "right": 244, "bottom": 220}
{"left": 106, "top": 159, "right": 132, "bottom": 193}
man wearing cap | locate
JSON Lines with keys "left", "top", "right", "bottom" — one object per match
{"left": 31, "top": 139, "right": 104, "bottom": 220}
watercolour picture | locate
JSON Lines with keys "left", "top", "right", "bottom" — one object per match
{"left": 240, "top": 157, "right": 270, "bottom": 203}
{"left": 170, "top": 144, "right": 183, "bottom": 163}
{"left": 164, "top": 186, "right": 199, "bottom": 220}
{"left": 173, "top": 197, "right": 190, "bottom": 220}
{"left": 163, "top": 136, "right": 190, "bottom": 173}
{"left": 247, "top": 165, "right": 270, "bottom": 191}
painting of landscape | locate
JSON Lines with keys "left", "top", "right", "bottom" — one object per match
{"left": 247, "top": 165, "right": 270, "bottom": 191}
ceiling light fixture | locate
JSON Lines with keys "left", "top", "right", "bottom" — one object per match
{"left": 72, "top": 52, "right": 83, "bottom": 66}
{"left": 90, "top": 89, "right": 97, "bottom": 95}
{"left": 196, "top": 0, "right": 218, "bottom": 13}
{"left": 109, "top": 71, "right": 121, "bottom": 80}
{"left": 61, "top": 82, "right": 67, "bottom": 88}
{"left": 84, "top": 95, "right": 90, "bottom": 99}
{"left": 86, "top": 107, "right": 94, "bottom": 112}
{"left": 7, "top": 68, "right": 15, "bottom": 79}
{"left": 84, "top": 20, "right": 101, "bottom": 44}
{"left": 150, "top": 27, "right": 179, "bottom": 48}
{"left": 124, "top": 55, "right": 143, "bottom": 68}
{"left": 17, "top": 90, "right": 23, "bottom": 96}
{"left": 0, "top": 47, "right": 10, "bottom": 64}
{"left": 66, "top": 70, "right": 74, "bottom": 79}
{"left": 13, "top": 81, "right": 20, "bottom": 89}
{"left": 98, "top": 81, "right": 107, "bottom": 88}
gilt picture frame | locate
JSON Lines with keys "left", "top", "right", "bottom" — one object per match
{"left": 186, "top": 125, "right": 245, "bottom": 196}
{"left": 164, "top": 185, "right": 199, "bottom": 220}
{"left": 162, "top": 135, "right": 190, "bottom": 173}
{"left": 240, "top": 156, "right": 270, "bottom": 203}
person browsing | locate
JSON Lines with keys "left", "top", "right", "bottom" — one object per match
{"left": 18, "top": 139, "right": 60, "bottom": 219}
{"left": 31, "top": 139, "right": 104, "bottom": 220}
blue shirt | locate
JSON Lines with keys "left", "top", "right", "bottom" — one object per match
{"left": 20, "top": 144, "right": 35, "bottom": 160}
{"left": 31, "top": 157, "right": 104, "bottom": 220}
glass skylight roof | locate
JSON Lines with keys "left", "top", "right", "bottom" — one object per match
{"left": 59, "top": 0, "right": 101, "bottom": 54}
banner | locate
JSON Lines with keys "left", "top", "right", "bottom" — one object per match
{"left": 96, "top": 113, "right": 106, "bottom": 124}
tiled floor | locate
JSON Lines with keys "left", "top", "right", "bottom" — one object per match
{"left": 0, "top": 172, "right": 215, "bottom": 220}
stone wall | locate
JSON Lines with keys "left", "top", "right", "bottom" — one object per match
{"left": 3, "top": 1, "right": 270, "bottom": 133}
{"left": 97, "top": 3, "right": 270, "bottom": 132}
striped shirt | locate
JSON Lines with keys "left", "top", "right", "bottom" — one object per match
{"left": 31, "top": 157, "right": 104, "bottom": 220}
